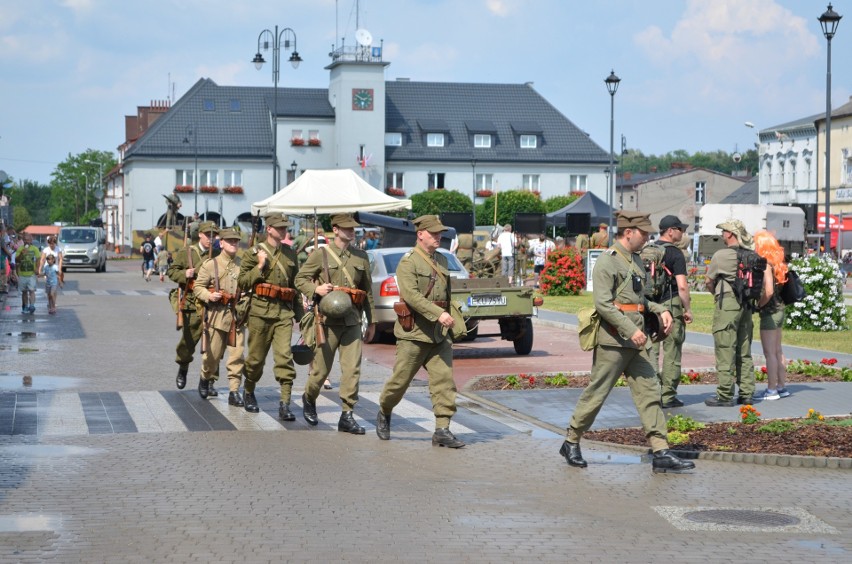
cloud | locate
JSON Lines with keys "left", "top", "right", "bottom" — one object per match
{"left": 486, "top": 0, "right": 510, "bottom": 17}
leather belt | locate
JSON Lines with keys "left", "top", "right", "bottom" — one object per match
{"left": 614, "top": 301, "right": 645, "bottom": 313}
{"left": 254, "top": 283, "right": 296, "bottom": 301}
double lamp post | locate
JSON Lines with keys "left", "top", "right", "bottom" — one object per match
{"left": 819, "top": 3, "right": 841, "bottom": 255}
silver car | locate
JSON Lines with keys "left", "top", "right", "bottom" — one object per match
{"left": 365, "top": 247, "right": 470, "bottom": 341}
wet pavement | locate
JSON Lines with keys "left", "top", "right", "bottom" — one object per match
{"left": 0, "top": 260, "right": 850, "bottom": 561}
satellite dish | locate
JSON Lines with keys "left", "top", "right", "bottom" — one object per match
{"left": 355, "top": 28, "right": 373, "bottom": 47}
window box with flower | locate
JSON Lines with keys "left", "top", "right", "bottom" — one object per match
{"left": 308, "top": 138, "right": 321, "bottom": 147}
{"left": 386, "top": 187, "right": 406, "bottom": 197}
{"left": 174, "top": 185, "right": 194, "bottom": 193}
{"left": 200, "top": 186, "right": 219, "bottom": 194}
{"left": 290, "top": 138, "right": 305, "bottom": 146}
{"left": 223, "top": 186, "right": 244, "bottom": 195}
{"left": 476, "top": 189, "right": 493, "bottom": 198}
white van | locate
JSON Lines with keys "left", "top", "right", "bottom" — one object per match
{"left": 59, "top": 226, "right": 106, "bottom": 272}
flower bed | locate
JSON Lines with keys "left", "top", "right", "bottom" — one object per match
{"left": 476, "top": 189, "right": 493, "bottom": 198}
{"left": 386, "top": 187, "right": 405, "bottom": 196}
{"left": 290, "top": 138, "right": 305, "bottom": 146}
{"left": 308, "top": 138, "right": 321, "bottom": 147}
{"left": 538, "top": 248, "right": 585, "bottom": 296}
{"left": 222, "top": 186, "right": 243, "bottom": 195}
{"left": 199, "top": 186, "right": 218, "bottom": 194}
{"left": 174, "top": 185, "right": 194, "bottom": 193}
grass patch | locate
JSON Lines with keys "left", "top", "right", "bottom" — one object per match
{"left": 540, "top": 292, "right": 851, "bottom": 354}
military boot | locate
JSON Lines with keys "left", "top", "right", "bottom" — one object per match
{"left": 197, "top": 377, "right": 209, "bottom": 400}
{"left": 338, "top": 411, "right": 365, "bottom": 435}
{"left": 279, "top": 401, "right": 295, "bottom": 421}
{"left": 244, "top": 392, "right": 259, "bottom": 413}
{"left": 432, "top": 428, "right": 465, "bottom": 448}
{"left": 559, "top": 441, "right": 587, "bottom": 468}
{"left": 376, "top": 410, "right": 391, "bottom": 440}
{"left": 228, "top": 391, "right": 244, "bottom": 407}
{"left": 302, "top": 393, "right": 318, "bottom": 426}
{"left": 652, "top": 450, "right": 696, "bottom": 474}
{"left": 176, "top": 365, "right": 188, "bottom": 389}
{"left": 207, "top": 381, "right": 218, "bottom": 397}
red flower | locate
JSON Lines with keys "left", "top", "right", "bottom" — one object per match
{"left": 528, "top": 376, "right": 536, "bottom": 386}
{"left": 761, "top": 366, "right": 767, "bottom": 373}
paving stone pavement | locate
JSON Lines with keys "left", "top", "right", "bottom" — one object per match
{"left": 0, "top": 262, "right": 850, "bottom": 562}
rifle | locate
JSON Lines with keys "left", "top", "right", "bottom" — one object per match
{"left": 176, "top": 219, "right": 190, "bottom": 330}
{"left": 201, "top": 224, "right": 214, "bottom": 354}
{"left": 234, "top": 212, "right": 260, "bottom": 330}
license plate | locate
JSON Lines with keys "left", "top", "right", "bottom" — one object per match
{"left": 67, "top": 258, "right": 80, "bottom": 263}
{"left": 468, "top": 294, "right": 506, "bottom": 307}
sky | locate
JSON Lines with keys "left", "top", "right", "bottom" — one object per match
{"left": 1, "top": 0, "right": 850, "bottom": 186}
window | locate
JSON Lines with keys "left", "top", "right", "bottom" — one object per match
{"left": 175, "top": 170, "right": 194, "bottom": 186}
{"left": 569, "top": 175, "right": 587, "bottom": 191}
{"left": 203, "top": 99, "right": 215, "bottom": 111}
{"left": 426, "top": 133, "right": 445, "bottom": 147}
{"left": 789, "top": 160, "right": 797, "bottom": 190}
{"left": 224, "top": 170, "right": 242, "bottom": 187}
{"left": 387, "top": 172, "right": 404, "bottom": 190}
{"left": 427, "top": 172, "right": 445, "bottom": 190}
{"left": 291, "top": 129, "right": 303, "bottom": 140}
{"left": 229, "top": 99, "right": 241, "bottom": 112}
{"left": 475, "top": 173, "right": 493, "bottom": 190}
{"left": 695, "top": 181, "right": 706, "bottom": 204}
{"left": 520, "top": 134, "right": 537, "bottom": 148}
{"left": 474, "top": 134, "right": 492, "bottom": 148}
{"left": 522, "top": 174, "right": 540, "bottom": 191}
{"left": 385, "top": 132, "right": 402, "bottom": 146}
{"left": 200, "top": 170, "right": 218, "bottom": 186}
{"left": 308, "top": 130, "right": 319, "bottom": 141}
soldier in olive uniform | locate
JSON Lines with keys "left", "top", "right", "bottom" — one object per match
{"left": 168, "top": 221, "right": 220, "bottom": 391}
{"left": 560, "top": 211, "right": 695, "bottom": 474}
{"left": 238, "top": 214, "right": 304, "bottom": 417}
{"left": 193, "top": 228, "right": 246, "bottom": 405}
{"left": 376, "top": 215, "right": 465, "bottom": 449}
{"left": 295, "top": 213, "right": 376, "bottom": 434}
{"left": 704, "top": 219, "right": 756, "bottom": 407}
{"left": 590, "top": 223, "right": 609, "bottom": 249}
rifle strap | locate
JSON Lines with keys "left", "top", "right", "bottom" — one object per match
{"left": 260, "top": 242, "right": 291, "bottom": 280}
{"left": 411, "top": 246, "right": 442, "bottom": 301}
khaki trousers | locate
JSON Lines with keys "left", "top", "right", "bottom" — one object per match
{"left": 244, "top": 315, "right": 295, "bottom": 401}
{"left": 201, "top": 327, "right": 246, "bottom": 392}
{"left": 305, "top": 323, "right": 362, "bottom": 411}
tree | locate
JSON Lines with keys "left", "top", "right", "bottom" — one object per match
{"left": 543, "top": 194, "right": 577, "bottom": 213}
{"left": 12, "top": 206, "right": 32, "bottom": 232}
{"left": 478, "top": 190, "right": 546, "bottom": 228}
{"left": 8, "top": 179, "right": 51, "bottom": 226}
{"left": 50, "top": 150, "right": 117, "bottom": 225}
{"left": 620, "top": 147, "right": 758, "bottom": 177}
{"left": 411, "top": 189, "right": 473, "bottom": 217}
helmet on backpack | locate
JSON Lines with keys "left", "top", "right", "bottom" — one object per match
{"left": 319, "top": 290, "right": 352, "bottom": 318}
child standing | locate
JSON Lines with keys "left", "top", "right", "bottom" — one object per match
{"left": 42, "top": 254, "right": 62, "bottom": 314}
{"left": 156, "top": 249, "right": 171, "bottom": 282}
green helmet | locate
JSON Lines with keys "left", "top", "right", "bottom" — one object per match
{"left": 319, "top": 290, "right": 352, "bottom": 318}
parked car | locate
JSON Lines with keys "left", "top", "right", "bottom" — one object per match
{"left": 365, "top": 247, "right": 470, "bottom": 341}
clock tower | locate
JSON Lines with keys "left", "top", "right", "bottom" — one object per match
{"left": 327, "top": 33, "right": 388, "bottom": 188}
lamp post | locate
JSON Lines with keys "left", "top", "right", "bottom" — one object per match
{"left": 605, "top": 70, "right": 621, "bottom": 232}
{"left": 471, "top": 158, "right": 477, "bottom": 229}
{"left": 183, "top": 124, "right": 199, "bottom": 216}
{"left": 290, "top": 160, "right": 298, "bottom": 184}
{"left": 252, "top": 26, "right": 302, "bottom": 195}
{"left": 819, "top": 3, "right": 842, "bottom": 255}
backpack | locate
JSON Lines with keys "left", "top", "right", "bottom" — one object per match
{"left": 639, "top": 242, "right": 675, "bottom": 301}
{"left": 778, "top": 268, "right": 806, "bottom": 305}
{"left": 729, "top": 248, "right": 767, "bottom": 312}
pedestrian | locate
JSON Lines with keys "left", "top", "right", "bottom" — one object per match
{"left": 497, "top": 223, "right": 516, "bottom": 284}
{"left": 590, "top": 223, "right": 609, "bottom": 249}
{"left": 295, "top": 213, "right": 376, "bottom": 434}
{"left": 647, "top": 215, "right": 693, "bottom": 408}
{"left": 38, "top": 235, "right": 63, "bottom": 275}
{"left": 156, "top": 249, "right": 171, "bottom": 282}
{"left": 168, "top": 221, "right": 220, "bottom": 391}
{"left": 15, "top": 233, "right": 39, "bottom": 314}
{"left": 238, "top": 213, "right": 304, "bottom": 417}
{"left": 703, "top": 219, "right": 756, "bottom": 407}
{"left": 193, "top": 228, "right": 247, "bottom": 405}
{"left": 139, "top": 233, "right": 156, "bottom": 282}
{"left": 560, "top": 211, "right": 695, "bottom": 474}
{"left": 554, "top": 236, "right": 565, "bottom": 251}
{"left": 531, "top": 233, "right": 555, "bottom": 288}
{"left": 0, "top": 224, "right": 14, "bottom": 293}
{"left": 753, "top": 230, "right": 790, "bottom": 401}
{"left": 375, "top": 215, "right": 466, "bottom": 448}
{"left": 41, "top": 253, "right": 62, "bottom": 314}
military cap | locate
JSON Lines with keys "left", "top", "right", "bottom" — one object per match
{"left": 219, "top": 228, "right": 241, "bottom": 241}
{"left": 616, "top": 211, "right": 653, "bottom": 231}
{"left": 413, "top": 214, "right": 448, "bottom": 232}
{"left": 599, "top": 223, "right": 608, "bottom": 228}
{"left": 264, "top": 214, "right": 291, "bottom": 228}
{"left": 716, "top": 219, "right": 754, "bottom": 250}
{"left": 331, "top": 213, "right": 359, "bottom": 228}
{"left": 197, "top": 221, "right": 219, "bottom": 234}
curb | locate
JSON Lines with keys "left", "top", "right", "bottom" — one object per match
{"left": 461, "top": 379, "right": 852, "bottom": 470}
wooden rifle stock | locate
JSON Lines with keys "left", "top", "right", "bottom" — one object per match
{"left": 236, "top": 212, "right": 261, "bottom": 330}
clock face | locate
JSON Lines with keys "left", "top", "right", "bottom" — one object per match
{"left": 352, "top": 88, "right": 374, "bottom": 111}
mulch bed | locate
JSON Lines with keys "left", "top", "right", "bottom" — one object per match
{"left": 584, "top": 419, "right": 852, "bottom": 459}
{"left": 468, "top": 371, "right": 844, "bottom": 392}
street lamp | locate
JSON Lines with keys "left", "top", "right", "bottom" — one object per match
{"left": 183, "top": 124, "right": 199, "bottom": 215}
{"left": 605, "top": 70, "right": 621, "bottom": 232}
{"left": 819, "top": 3, "right": 842, "bottom": 255}
{"left": 290, "top": 160, "right": 298, "bottom": 184}
{"left": 252, "top": 26, "right": 302, "bottom": 195}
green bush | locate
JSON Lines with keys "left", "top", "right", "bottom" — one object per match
{"left": 785, "top": 255, "right": 848, "bottom": 331}
{"left": 411, "top": 189, "right": 473, "bottom": 217}
{"left": 538, "top": 247, "right": 585, "bottom": 296}
{"left": 666, "top": 431, "right": 690, "bottom": 445}
{"left": 757, "top": 421, "right": 795, "bottom": 434}
{"left": 667, "top": 414, "right": 706, "bottom": 432}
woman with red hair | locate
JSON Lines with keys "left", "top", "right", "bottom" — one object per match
{"left": 753, "top": 230, "right": 789, "bottom": 401}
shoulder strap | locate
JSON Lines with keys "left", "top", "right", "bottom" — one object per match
{"left": 412, "top": 246, "right": 448, "bottom": 284}
{"left": 409, "top": 246, "right": 440, "bottom": 299}
{"left": 322, "top": 246, "right": 355, "bottom": 287}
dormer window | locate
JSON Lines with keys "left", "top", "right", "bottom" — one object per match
{"left": 385, "top": 132, "right": 402, "bottom": 146}
{"left": 474, "top": 134, "right": 492, "bottom": 148}
{"left": 520, "top": 135, "right": 537, "bottom": 148}
{"left": 427, "top": 133, "right": 445, "bottom": 147}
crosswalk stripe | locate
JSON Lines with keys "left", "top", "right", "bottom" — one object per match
{"left": 121, "top": 391, "right": 188, "bottom": 433}
{"left": 40, "top": 392, "right": 88, "bottom": 436}
{"left": 207, "top": 393, "right": 282, "bottom": 431}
